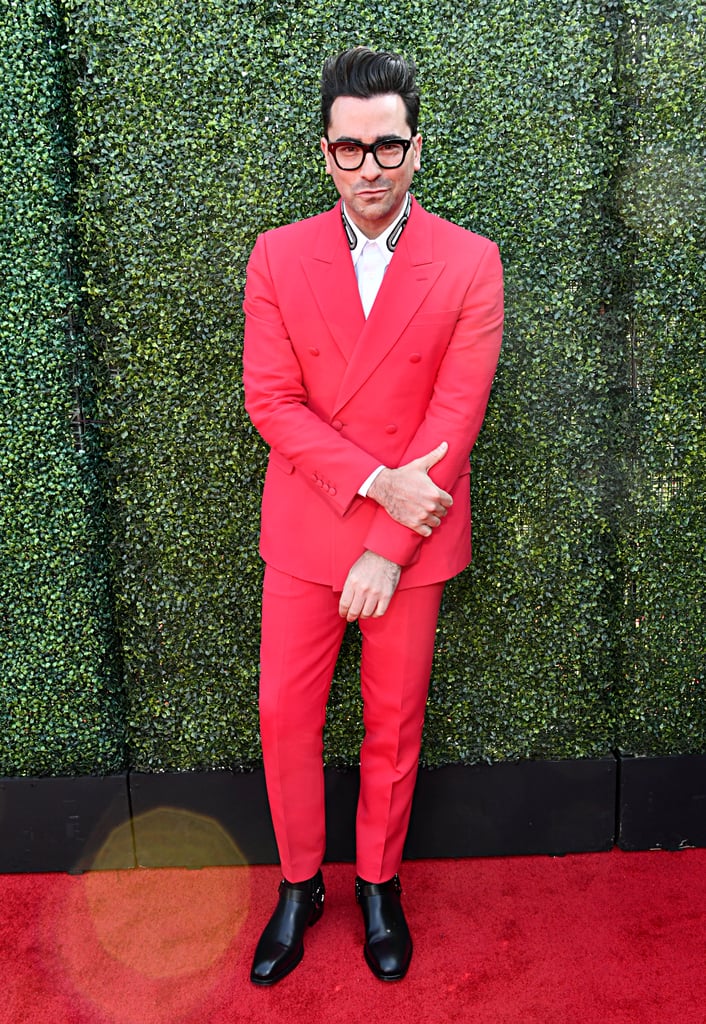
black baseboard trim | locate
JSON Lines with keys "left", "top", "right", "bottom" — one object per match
{"left": 0, "top": 775, "right": 134, "bottom": 873}
{"left": 2, "top": 754, "right": 704, "bottom": 872}
{"left": 105, "top": 757, "right": 620, "bottom": 869}
{"left": 406, "top": 758, "right": 617, "bottom": 858}
{"left": 0, "top": 757, "right": 614, "bottom": 873}
{"left": 617, "top": 753, "right": 706, "bottom": 851}
{"left": 129, "top": 769, "right": 277, "bottom": 868}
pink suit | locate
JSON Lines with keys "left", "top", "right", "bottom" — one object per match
{"left": 243, "top": 197, "right": 503, "bottom": 882}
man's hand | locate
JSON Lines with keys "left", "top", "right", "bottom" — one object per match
{"left": 368, "top": 441, "right": 453, "bottom": 537}
{"left": 338, "top": 551, "right": 402, "bottom": 621}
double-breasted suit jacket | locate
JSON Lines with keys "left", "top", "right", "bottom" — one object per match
{"left": 243, "top": 196, "right": 504, "bottom": 590}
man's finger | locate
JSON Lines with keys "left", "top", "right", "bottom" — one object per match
{"left": 340, "top": 585, "right": 366, "bottom": 621}
{"left": 418, "top": 440, "right": 448, "bottom": 472}
{"left": 338, "top": 583, "right": 353, "bottom": 618}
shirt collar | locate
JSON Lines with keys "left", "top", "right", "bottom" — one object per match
{"left": 342, "top": 193, "right": 412, "bottom": 268}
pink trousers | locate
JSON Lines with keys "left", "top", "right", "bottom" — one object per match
{"left": 259, "top": 565, "right": 445, "bottom": 883}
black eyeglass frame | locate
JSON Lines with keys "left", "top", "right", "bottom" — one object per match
{"left": 325, "top": 137, "right": 414, "bottom": 171}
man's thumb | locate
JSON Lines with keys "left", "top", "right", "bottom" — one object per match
{"left": 422, "top": 440, "right": 448, "bottom": 471}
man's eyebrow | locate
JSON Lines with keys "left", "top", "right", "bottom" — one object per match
{"left": 331, "top": 133, "right": 406, "bottom": 144}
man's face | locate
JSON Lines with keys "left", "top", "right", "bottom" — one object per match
{"left": 321, "top": 93, "right": 422, "bottom": 239}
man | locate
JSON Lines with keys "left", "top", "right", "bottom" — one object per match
{"left": 243, "top": 46, "right": 503, "bottom": 985}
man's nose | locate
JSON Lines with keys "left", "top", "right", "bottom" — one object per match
{"left": 359, "top": 150, "right": 380, "bottom": 179}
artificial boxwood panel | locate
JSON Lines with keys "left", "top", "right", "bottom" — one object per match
{"left": 64, "top": 0, "right": 279, "bottom": 769}
{"left": 413, "top": 2, "right": 624, "bottom": 762}
{"left": 0, "top": 0, "right": 125, "bottom": 775}
{"left": 614, "top": 3, "right": 706, "bottom": 753}
{"left": 63, "top": 0, "right": 624, "bottom": 770}
{"left": 17, "top": 0, "right": 695, "bottom": 774}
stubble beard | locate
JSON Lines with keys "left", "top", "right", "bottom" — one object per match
{"left": 349, "top": 179, "right": 404, "bottom": 235}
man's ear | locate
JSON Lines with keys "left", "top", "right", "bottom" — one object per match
{"left": 321, "top": 138, "right": 333, "bottom": 175}
{"left": 413, "top": 134, "right": 422, "bottom": 172}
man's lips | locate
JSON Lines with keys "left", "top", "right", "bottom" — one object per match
{"left": 355, "top": 187, "right": 389, "bottom": 199}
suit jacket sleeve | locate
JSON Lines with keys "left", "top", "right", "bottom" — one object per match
{"left": 362, "top": 238, "right": 504, "bottom": 567}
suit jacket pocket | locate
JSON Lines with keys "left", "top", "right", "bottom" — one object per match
{"left": 411, "top": 308, "right": 462, "bottom": 327}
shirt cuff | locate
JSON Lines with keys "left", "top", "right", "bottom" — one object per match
{"left": 358, "top": 465, "right": 386, "bottom": 497}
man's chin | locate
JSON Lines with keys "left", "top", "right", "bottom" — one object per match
{"left": 350, "top": 195, "right": 401, "bottom": 230}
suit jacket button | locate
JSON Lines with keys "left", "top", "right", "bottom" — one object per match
{"left": 308, "top": 346, "right": 320, "bottom": 356}
{"left": 410, "top": 352, "right": 422, "bottom": 363}
{"left": 331, "top": 419, "right": 343, "bottom": 431}
{"left": 329, "top": 486, "right": 336, "bottom": 496}
{"left": 385, "top": 424, "right": 398, "bottom": 434}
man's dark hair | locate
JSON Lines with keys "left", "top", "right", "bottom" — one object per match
{"left": 321, "top": 46, "right": 420, "bottom": 136}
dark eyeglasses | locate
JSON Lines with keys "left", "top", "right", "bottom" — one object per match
{"left": 326, "top": 137, "right": 414, "bottom": 171}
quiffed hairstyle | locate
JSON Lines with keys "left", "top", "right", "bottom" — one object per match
{"left": 321, "top": 46, "right": 420, "bottom": 135}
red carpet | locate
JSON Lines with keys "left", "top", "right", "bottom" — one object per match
{"left": 3, "top": 849, "right": 705, "bottom": 1023}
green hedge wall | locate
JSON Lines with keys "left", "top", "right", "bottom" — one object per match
{"left": 0, "top": 0, "right": 124, "bottom": 775}
{"left": 1, "top": 1, "right": 703, "bottom": 775}
{"left": 63, "top": 0, "right": 624, "bottom": 770}
{"left": 614, "top": 2, "right": 706, "bottom": 753}
{"left": 413, "top": 2, "right": 624, "bottom": 762}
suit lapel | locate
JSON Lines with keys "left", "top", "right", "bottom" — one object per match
{"left": 301, "top": 204, "right": 365, "bottom": 360}
{"left": 332, "top": 201, "right": 445, "bottom": 414}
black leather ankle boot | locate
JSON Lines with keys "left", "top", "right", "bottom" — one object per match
{"left": 250, "top": 870, "right": 325, "bottom": 985}
{"left": 355, "top": 874, "right": 412, "bottom": 981}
